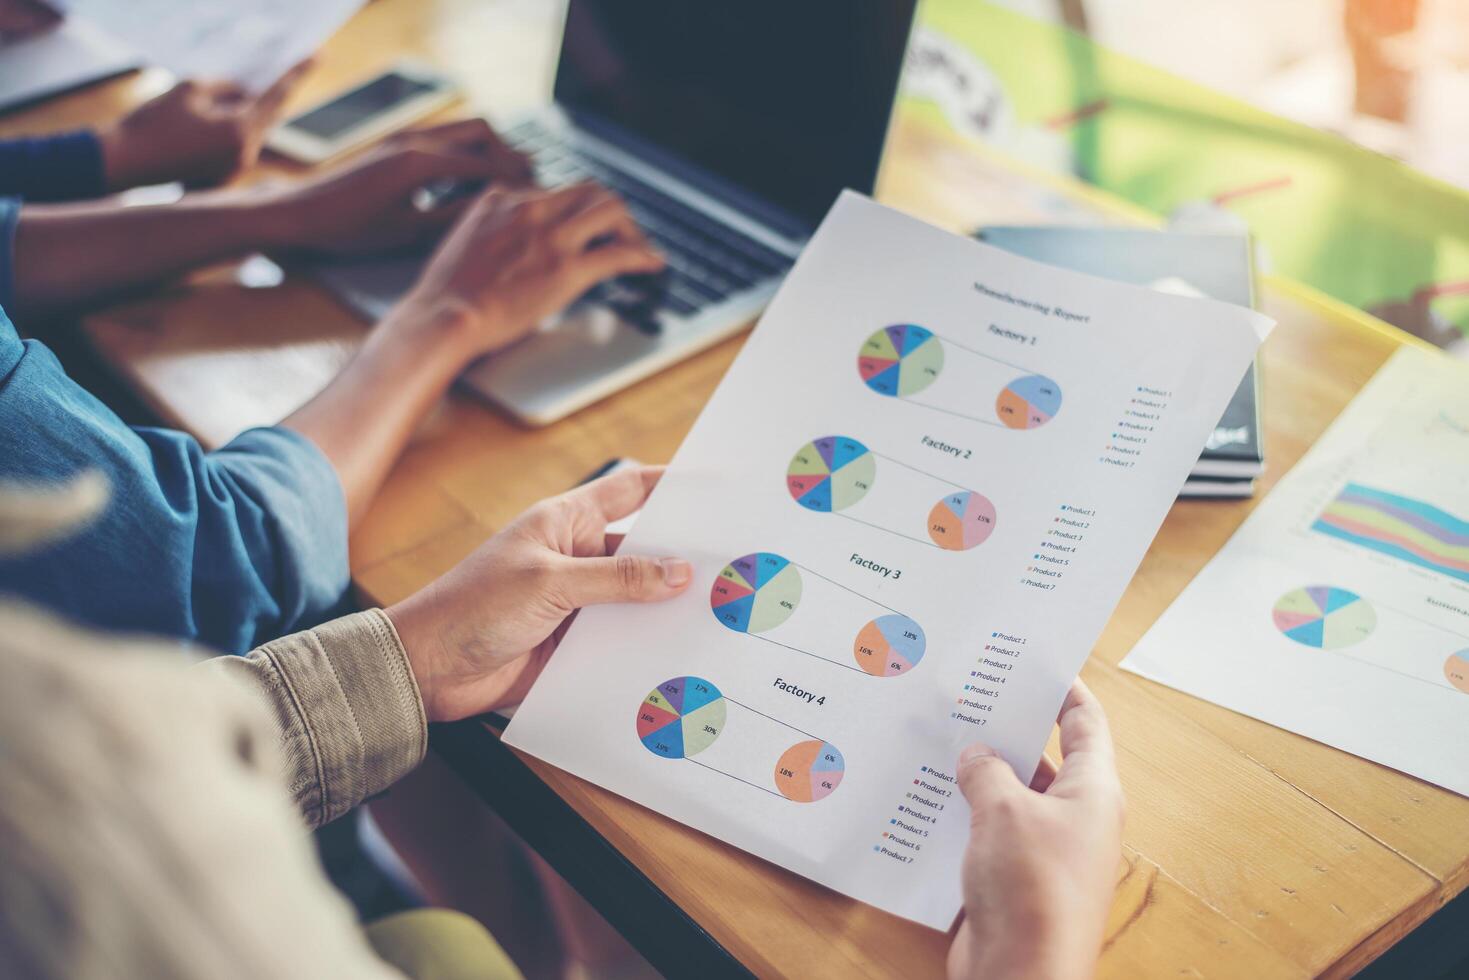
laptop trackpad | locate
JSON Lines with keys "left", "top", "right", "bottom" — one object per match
{"left": 460, "top": 305, "right": 664, "bottom": 421}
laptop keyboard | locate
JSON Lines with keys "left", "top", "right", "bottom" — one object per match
{"left": 502, "top": 119, "right": 793, "bottom": 324}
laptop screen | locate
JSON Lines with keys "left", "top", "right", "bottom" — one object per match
{"left": 554, "top": 1, "right": 916, "bottom": 233}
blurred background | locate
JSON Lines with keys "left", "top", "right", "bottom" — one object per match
{"left": 901, "top": 0, "right": 1469, "bottom": 351}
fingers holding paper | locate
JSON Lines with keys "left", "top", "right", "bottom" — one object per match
{"left": 384, "top": 465, "right": 690, "bottom": 722}
{"left": 947, "top": 679, "right": 1124, "bottom": 980}
{"left": 98, "top": 61, "right": 313, "bottom": 190}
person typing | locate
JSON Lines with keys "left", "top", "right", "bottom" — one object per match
{"left": 0, "top": 126, "right": 660, "bottom": 651}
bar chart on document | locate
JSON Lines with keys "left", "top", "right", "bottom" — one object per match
{"left": 1125, "top": 346, "right": 1469, "bottom": 796}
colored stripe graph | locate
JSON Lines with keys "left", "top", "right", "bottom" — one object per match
{"left": 1312, "top": 483, "right": 1469, "bottom": 583}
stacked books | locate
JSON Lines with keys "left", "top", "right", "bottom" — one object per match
{"left": 978, "top": 226, "right": 1264, "bottom": 498}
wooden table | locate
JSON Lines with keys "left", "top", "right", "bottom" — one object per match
{"left": 10, "top": 2, "right": 1468, "bottom": 976}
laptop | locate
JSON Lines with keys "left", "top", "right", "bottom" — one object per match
{"left": 310, "top": 0, "right": 917, "bottom": 425}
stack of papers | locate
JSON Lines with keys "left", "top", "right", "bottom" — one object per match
{"left": 58, "top": 0, "right": 364, "bottom": 88}
{"left": 0, "top": 0, "right": 364, "bottom": 110}
{"left": 0, "top": 18, "right": 137, "bottom": 111}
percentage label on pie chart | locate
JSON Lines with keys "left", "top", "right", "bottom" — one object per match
{"left": 1272, "top": 586, "right": 1377, "bottom": 649}
{"left": 1446, "top": 650, "right": 1469, "bottom": 693}
{"left": 637, "top": 676, "right": 727, "bottom": 759}
{"left": 774, "top": 739, "right": 846, "bottom": 802}
{"left": 854, "top": 614, "right": 927, "bottom": 676}
{"left": 787, "top": 436, "right": 875, "bottom": 512}
{"left": 928, "top": 490, "right": 997, "bottom": 550}
{"left": 710, "top": 553, "right": 802, "bottom": 634}
{"left": 858, "top": 324, "right": 944, "bottom": 397}
{"left": 996, "top": 374, "right": 1062, "bottom": 429}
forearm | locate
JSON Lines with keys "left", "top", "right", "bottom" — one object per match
{"left": 9, "top": 189, "right": 289, "bottom": 317}
{"left": 956, "top": 935, "right": 1099, "bottom": 980}
{"left": 956, "top": 893, "right": 1108, "bottom": 980}
{"left": 282, "top": 300, "right": 476, "bottom": 527}
{"left": 200, "top": 608, "right": 428, "bottom": 829}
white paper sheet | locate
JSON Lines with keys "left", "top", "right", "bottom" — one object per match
{"left": 1123, "top": 345, "right": 1469, "bottom": 797}
{"left": 59, "top": 0, "right": 363, "bottom": 88}
{"left": 503, "top": 193, "right": 1272, "bottom": 929}
{"left": 0, "top": 18, "right": 139, "bottom": 112}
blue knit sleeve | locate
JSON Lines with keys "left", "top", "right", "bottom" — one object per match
{"left": 0, "top": 130, "right": 107, "bottom": 201}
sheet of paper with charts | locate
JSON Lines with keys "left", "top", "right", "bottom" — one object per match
{"left": 1123, "top": 346, "right": 1469, "bottom": 798}
{"left": 503, "top": 193, "right": 1272, "bottom": 928}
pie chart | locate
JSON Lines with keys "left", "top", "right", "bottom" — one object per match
{"left": 774, "top": 739, "right": 845, "bottom": 802}
{"left": 859, "top": 324, "right": 944, "bottom": 398}
{"left": 928, "top": 490, "right": 997, "bottom": 550}
{"left": 1445, "top": 650, "right": 1469, "bottom": 693}
{"left": 710, "top": 553, "right": 802, "bottom": 634}
{"left": 1272, "top": 586, "right": 1376, "bottom": 649}
{"left": 787, "top": 435, "right": 876, "bottom": 512}
{"left": 637, "top": 676, "right": 727, "bottom": 759}
{"left": 853, "top": 614, "right": 927, "bottom": 676}
{"left": 996, "top": 374, "right": 1062, "bottom": 429}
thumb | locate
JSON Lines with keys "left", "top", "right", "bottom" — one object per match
{"left": 955, "top": 743, "right": 1022, "bottom": 811}
{"left": 556, "top": 553, "right": 692, "bottom": 608}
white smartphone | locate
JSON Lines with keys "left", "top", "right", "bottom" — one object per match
{"left": 268, "top": 61, "right": 459, "bottom": 164}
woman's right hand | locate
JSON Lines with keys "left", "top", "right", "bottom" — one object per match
{"left": 948, "top": 680, "right": 1125, "bottom": 980}
{"left": 394, "top": 182, "right": 664, "bottom": 364}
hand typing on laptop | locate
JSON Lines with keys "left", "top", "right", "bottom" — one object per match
{"left": 263, "top": 118, "right": 534, "bottom": 256}
{"left": 394, "top": 181, "right": 664, "bottom": 358}
{"left": 6, "top": 118, "right": 532, "bottom": 317}
{"left": 274, "top": 177, "right": 667, "bottom": 524}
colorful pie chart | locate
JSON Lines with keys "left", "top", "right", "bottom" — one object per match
{"left": 859, "top": 324, "right": 944, "bottom": 398}
{"left": 787, "top": 435, "right": 876, "bottom": 512}
{"left": 710, "top": 553, "right": 802, "bottom": 634}
{"left": 1272, "top": 586, "right": 1377, "bottom": 649}
{"left": 853, "top": 614, "right": 927, "bottom": 676}
{"left": 996, "top": 374, "right": 1062, "bottom": 429}
{"left": 637, "top": 677, "right": 727, "bottom": 759}
{"left": 928, "top": 490, "right": 997, "bottom": 550}
{"left": 1445, "top": 650, "right": 1469, "bottom": 693}
{"left": 774, "top": 739, "right": 845, "bottom": 802}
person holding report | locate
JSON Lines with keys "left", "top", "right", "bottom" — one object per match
{"left": 0, "top": 465, "right": 1122, "bottom": 979}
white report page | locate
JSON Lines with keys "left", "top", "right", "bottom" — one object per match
{"left": 1123, "top": 346, "right": 1469, "bottom": 797}
{"left": 504, "top": 193, "right": 1272, "bottom": 928}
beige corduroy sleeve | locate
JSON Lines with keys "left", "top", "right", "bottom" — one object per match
{"left": 202, "top": 608, "right": 429, "bottom": 828}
